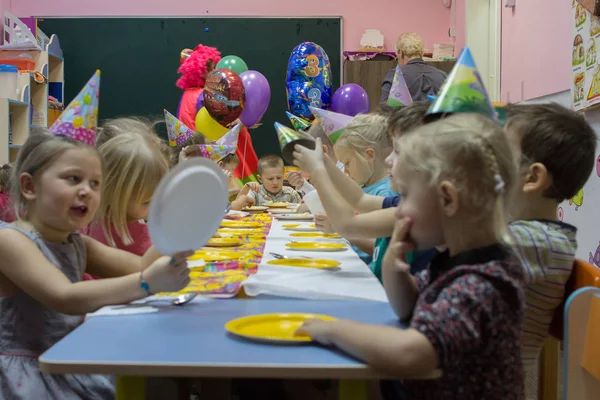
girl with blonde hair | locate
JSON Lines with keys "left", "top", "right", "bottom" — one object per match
{"left": 0, "top": 131, "right": 190, "bottom": 399}
{"left": 86, "top": 131, "right": 169, "bottom": 256}
{"left": 333, "top": 113, "right": 398, "bottom": 265}
{"left": 295, "top": 113, "right": 525, "bottom": 399}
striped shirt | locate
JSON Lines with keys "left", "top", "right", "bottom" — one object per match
{"left": 509, "top": 219, "right": 577, "bottom": 370}
{"left": 248, "top": 185, "right": 301, "bottom": 207}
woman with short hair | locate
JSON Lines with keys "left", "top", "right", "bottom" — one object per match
{"left": 380, "top": 32, "right": 447, "bottom": 103}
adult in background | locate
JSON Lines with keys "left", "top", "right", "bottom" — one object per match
{"left": 380, "top": 32, "right": 447, "bottom": 103}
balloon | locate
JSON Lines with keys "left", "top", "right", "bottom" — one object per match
{"left": 216, "top": 55, "right": 249, "bottom": 75}
{"left": 285, "top": 42, "right": 333, "bottom": 120}
{"left": 195, "top": 107, "right": 229, "bottom": 141}
{"left": 203, "top": 68, "right": 245, "bottom": 126}
{"left": 239, "top": 70, "right": 271, "bottom": 127}
{"left": 331, "top": 84, "right": 370, "bottom": 116}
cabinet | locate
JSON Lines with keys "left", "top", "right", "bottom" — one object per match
{"left": 343, "top": 60, "right": 456, "bottom": 110}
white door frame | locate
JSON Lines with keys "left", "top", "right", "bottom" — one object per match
{"left": 465, "top": 0, "right": 502, "bottom": 102}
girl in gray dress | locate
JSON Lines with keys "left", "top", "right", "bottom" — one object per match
{"left": 0, "top": 131, "right": 192, "bottom": 399}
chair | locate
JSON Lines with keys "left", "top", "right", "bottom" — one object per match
{"left": 538, "top": 260, "right": 600, "bottom": 400}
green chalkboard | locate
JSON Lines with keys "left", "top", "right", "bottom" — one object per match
{"left": 38, "top": 17, "right": 341, "bottom": 157}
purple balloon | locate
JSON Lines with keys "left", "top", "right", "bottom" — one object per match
{"left": 195, "top": 92, "right": 204, "bottom": 113}
{"left": 331, "top": 84, "right": 370, "bottom": 117}
{"left": 239, "top": 70, "right": 271, "bottom": 127}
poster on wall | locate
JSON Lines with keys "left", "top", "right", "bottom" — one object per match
{"left": 572, "top": 1, "right": 600, "bottom": 110}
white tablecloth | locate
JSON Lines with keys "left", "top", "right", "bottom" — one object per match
{"left": 242, "top": 217, "right": 388, "bottom": 302}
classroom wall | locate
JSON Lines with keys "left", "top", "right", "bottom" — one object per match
{"left": 501, "top": 0, "right": 571, "bottom": 102}
{"left": 13, "top": 0, "right": 451, "bottom": 52}
{"left": 453, "top": 0, "right": 466, "bottom": 55}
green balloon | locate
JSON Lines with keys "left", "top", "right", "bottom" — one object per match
{"left": 216, "top": 55, "right": 248, "bottom": 75}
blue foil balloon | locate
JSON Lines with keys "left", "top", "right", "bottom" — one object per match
{"left": 286, "top": 42, "right": 333, "bottom": 120}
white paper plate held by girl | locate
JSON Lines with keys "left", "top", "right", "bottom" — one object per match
{"left": 148, "top": 157, "right": 229, "bottom": 255}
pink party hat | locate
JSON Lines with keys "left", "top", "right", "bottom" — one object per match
{"left": 164, "top": 109, "right": 195, "bottom": 147}
{"left": 387, "top": 65, "right": 412, "bottom": 108}
{"left": 309, "top": 106, "right": 353, "bottom": 144}
{"left": 49, "top": 70, "right": 100, "bottom": 146}
{"left": 216, "top": 124, "right": 241, "bottom": 148}
{"left": 197, "top": 143, "right": 237, "bottom": 162}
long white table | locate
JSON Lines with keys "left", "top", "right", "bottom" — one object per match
{"left": 243, "top": 217, "right": 388, "bottom": 302}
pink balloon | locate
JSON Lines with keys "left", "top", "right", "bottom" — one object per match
{"left": 239, "top": 70, "right": 270, "bottom": 127}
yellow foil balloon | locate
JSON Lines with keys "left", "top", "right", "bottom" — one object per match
{"left": 195, "top": 107, "right": 229, "bottom": 141}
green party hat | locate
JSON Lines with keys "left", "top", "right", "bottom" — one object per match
{"left": 426, "top": 48, "right": 496, "bottom": 121}
{"left": 493, "top": 102, "right": 507, "bottom": 127}
{"left": 286, "top": 111, "right": 312, "bottom": 131}
{"left": 275, "top": 122, "right": 316, "bottom": 164}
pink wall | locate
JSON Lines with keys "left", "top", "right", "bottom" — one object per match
{"left": 501, "top": 1, "right": 571, "bottom": 102}
{"left": 14, "top": 0, "right": 451, "bottom": 52}
{"left": 453, "top": 0, "right": 466, "bottom": 56}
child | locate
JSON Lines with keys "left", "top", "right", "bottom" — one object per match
{"left": 97, "top": 117, "right": 172, "bottom": 163}
{"left": 0, "top": 163, "right": 15, "bottom": 222}
{"left": 294, "top": 104, "right": 431, "bottom": 276}
{"left": 173, "top": 132, "right": 207, "bottom": 165}
{"left": 0, "top": 131, "right": 191, "bottom": 400}
{"left": 504, "top": 104, "right": 596, "bottom": 378}
{"left": 333, "top": 113, "right": 398, "bottom": 264}
{"left": 87, "top": 131, "right": 169, "bottom": 256}
{"left": 236, "top": 155, "right": 301, "bottom": 207}
{"left": 287, "top": 120, "right": 344, "bottom": 196}
{"left": 296, "top": 113, "right": 525, "bottom": 399}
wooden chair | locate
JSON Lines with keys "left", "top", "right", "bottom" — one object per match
{"left": 538, "top": 260, "right": 600, "bottom": 400}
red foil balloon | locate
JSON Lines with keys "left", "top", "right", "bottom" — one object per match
{"left": 203, "top": 68, "right": 246, "bottom": 126}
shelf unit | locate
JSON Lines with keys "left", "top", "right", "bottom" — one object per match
{"left": 0, "top": 14, "right": 64, "bottom": 162}
{"left": 0, "top": 99, "right": 30, "bottom": 164}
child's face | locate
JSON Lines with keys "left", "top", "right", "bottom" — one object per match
{"left": 127, "top": 197, "right": 151, "bottom": 222}
{"left": 385, "top": 141, "right": 399, "bottom": 192}
{"left": 392, "top": 156, "right": 444, "bottom": 250}
{"left": 258, "top": 167, "right": 284, "bottom": 194}
{"left": 334, "top": 144, "right": 373, "bottom": 186}
{"left": 27, "top": 148, "right": 102, "bottom": 233}
{"left": 221, "top": 161, "right": 238, "bottom": 174}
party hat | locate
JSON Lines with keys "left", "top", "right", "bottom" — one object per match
{"left": 197, "top": 143, "right": 237, "bottom": 162}
{"left": 275, "top": 122, "right": 316, "bottom": 165}
{"left": 426, "top": 48, "right": 496, "bottom": 121}
{"left": 286, "top": 111, "right": 312, "bottom": 131}
{"left": 164, "top": 109, "right": 195, "bottom": 147}
{"left": 216, "top": 124, "right": 241, "bottom": 148}
{"left": 493, "top": 102, "right": 507, "bottom": 127}
{"left": 49, "top": 70, "right": 100, "bottom": 146}
{"left": 309, "top": 106, "right": 353, "bottom": 145}
{"left": 387, "top": 65, "right": 413, "bottom": 108}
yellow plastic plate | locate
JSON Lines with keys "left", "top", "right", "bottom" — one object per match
{"left": 266, "top": 202, "right": 290, "bottom": 208}
{"left": 290, "top": 232, "right": 340, "bottom": 239}
{"left": 206, "top": 238, "right": 243, "bottom": 248}
{"left": 285, "top": 242, "right": 347, "bottom": 252}
{"left": 267, "top": 258, "right": 340, "bottom": 270}
{"left": 188, "top": 249, "right": 242, "bottom": 261}
{"left": 282, "top": 223, "right": 318, "bottom": 232}
{"left": 220, "top": 220, "right": 263, "bottom": 228}
{"left": 225, "top": 313, "right": 338, "bottom": 343}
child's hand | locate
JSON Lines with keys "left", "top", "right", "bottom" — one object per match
{"left": 295, "top": 318, "right": 339, "bottom": 345}
{"left": 382, "top": 217, "right": 415, "bottom": 274}
{"left": 142, "top": 250, "right": 193, "bottom": 294}
{"left": 237, "top": 194, "right": 255, "bottom": 208}
{"left": 245, "top": 182, "right": 260, "bottom": 194}
{"left": 287, "top": 172, "right": 305, "bottom": 189}
{"left": 314, "top": 212, "right": 335, "bottom": 233}
{"left": 293, "top": 138, "right": 325, "bottom": 176}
